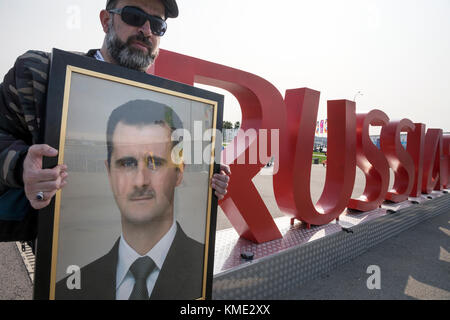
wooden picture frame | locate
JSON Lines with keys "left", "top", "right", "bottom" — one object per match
{"left": 34, "top": 49, "right": 223, "bottom": 300}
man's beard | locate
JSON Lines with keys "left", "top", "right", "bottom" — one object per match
{"left": 105, "top": 21, "right": 157, "bottom": 72}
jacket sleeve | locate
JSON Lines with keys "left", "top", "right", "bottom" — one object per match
{"left": 0, "top": 50, "right": 50, "bottom": 190}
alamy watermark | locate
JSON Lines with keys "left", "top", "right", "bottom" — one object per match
{"left": 66, "top": 5, "right": 81, "bottom": 30}
{"left": 366, "top": 265, "right": 381, "bottom": 290}
{"left": 66, "top": 265, "right": 81, "bottom": 290}
{"left": 171, "top": 121, "right": 279, "bottom": 173}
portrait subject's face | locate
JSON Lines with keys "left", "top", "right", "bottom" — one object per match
{"left": 107, "top": 122, "right": 183, "bottom": 227}
{"left": 105, "top": 0, "right": 165, "bottom": 70}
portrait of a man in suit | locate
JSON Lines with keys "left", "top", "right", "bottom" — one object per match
{"left": 56, "top": 99, "right": 206, "bottom": 300}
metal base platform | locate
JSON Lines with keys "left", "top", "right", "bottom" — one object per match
{"left": 211, "top": 191, "right": 450, "bottom": 299}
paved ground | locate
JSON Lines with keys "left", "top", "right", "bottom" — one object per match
{"left": 0, "top": 242, "right": 33, "bottom": 300}
{"left": 281, "top": 209, "right": 450, "bottom": 300}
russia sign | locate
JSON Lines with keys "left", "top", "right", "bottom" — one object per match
{"left": 152, "top": 49, "right": 449, "bottom": 244}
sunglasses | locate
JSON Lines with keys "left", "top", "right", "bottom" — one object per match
{"left": 108, "top": 6, "right": 167, "bottom": 36}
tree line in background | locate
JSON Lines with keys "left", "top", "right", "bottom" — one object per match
{"left": 223, "top": 121, "right": 240, "bottom": 129}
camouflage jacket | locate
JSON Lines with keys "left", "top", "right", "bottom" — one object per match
{"left": 0, "top": 49, "right": 97, "bottom": 196}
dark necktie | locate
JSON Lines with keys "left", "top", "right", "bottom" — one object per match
{"left": 128, "top": 256, "right": 156, "bottom": 300}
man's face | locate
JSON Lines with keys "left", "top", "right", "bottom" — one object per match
{"left": 105, "top": 0, "right": 165, "bottom": 71}
{"left": 107, "top": 122, "right": 183, "bottom": 226}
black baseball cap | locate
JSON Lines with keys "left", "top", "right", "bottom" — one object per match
{"left": 106, "top": 0, "right": 178, "bottom": 18}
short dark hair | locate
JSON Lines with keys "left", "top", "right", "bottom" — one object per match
{"left": 106, "top": 0, "right": 119, "bottom": 10}
{"left": 106, "top": 99, "right": 183, "bottom": 166}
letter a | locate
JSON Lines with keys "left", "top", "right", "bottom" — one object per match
{"left": 366, "top": 265, "right": 381, "bottom": 290}
{"left": 66, "top": 265, "right": 81, "bottom": 290}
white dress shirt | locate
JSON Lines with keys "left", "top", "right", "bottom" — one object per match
{"left": 115, "top": 219, "right": 177, "bottom": 300}
{"left": 94, "top": 50, "right": 105, "bottom": 62}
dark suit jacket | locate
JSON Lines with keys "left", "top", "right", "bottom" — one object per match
{"left": 55, "top": 223, "right": 205, "bottom": 300}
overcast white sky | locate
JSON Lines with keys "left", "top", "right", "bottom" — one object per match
{"left": 1, "top": 0, "right": 449, "bottom": 132}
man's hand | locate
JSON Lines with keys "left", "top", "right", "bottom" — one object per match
{"left": 23, "top": 144, "right": 68, "bottom": 210}
{"left": 211, "top": 164, "right": 231, "bottom": 200}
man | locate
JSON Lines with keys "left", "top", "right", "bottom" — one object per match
{"left": 0, "top": 0, "right": 230, "bottom": 239}
{"left": 56, "top": 100, "right": 206, "bottom": 299}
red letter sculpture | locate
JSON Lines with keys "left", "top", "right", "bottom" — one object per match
{"left": 380, "top": 119, "right": 415, "bottom": 202}
{"left": 150, "top": 49, "right": 447, "bottom": 244}
{"left": 152, "top": 49, "right": 285, "bottom": 242}
{"left": 441, "top": 135, "right": 450, "bottom": 189}
{"left": 274, "top": 88, "right": 356, "bottom": 226}
{"left": 406, "top": 123, "right": 426, "bottom": 198}
{"left": 422, "top": 129, "right": 443, "bottom": 193}
{"left": 348, "top": 110, "right": 390, "bottom": 211}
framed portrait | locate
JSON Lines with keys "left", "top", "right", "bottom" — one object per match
{"left": 34, "top": 49, "right": 223, "bottom": 300}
